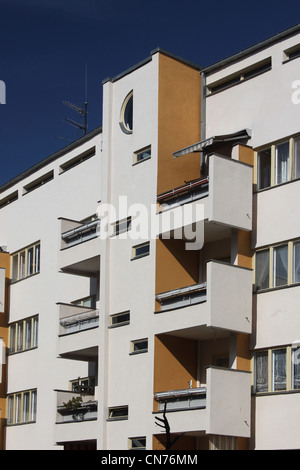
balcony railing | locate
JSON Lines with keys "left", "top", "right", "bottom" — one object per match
{"left": 61, "top": 218, "right": 99, "bottom": 249}
{"left": 157, "top": 177, "right": 209, "bottom": 211}
{"left": 56, "top": 390, "right": 97, "bottom": 423}
{"left": 58, "top": 303, "right": 99, "bottom": 336}
{"left": 156, "top": 282, "right": 206, "bottom": 311}
{"left": 155, "top": 387, "right": 206, "bottom": 412}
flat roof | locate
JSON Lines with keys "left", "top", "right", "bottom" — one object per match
{"left": 202, "top": 22, "right": 300, "bottom": 73}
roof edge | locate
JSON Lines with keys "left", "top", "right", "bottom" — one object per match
{"left": 202, "top": 22, "right": 300, "bottom": 74}
{"left": 0, "top": 125, "right": 102, "bottom": 194}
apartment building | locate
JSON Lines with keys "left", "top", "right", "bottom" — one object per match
{"left": 0, "top": 23, "right": 299, "bottom": 450}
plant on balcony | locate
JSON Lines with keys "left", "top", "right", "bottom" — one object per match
{"left": 62, "top": 396, "right": 83, "bottom": 410}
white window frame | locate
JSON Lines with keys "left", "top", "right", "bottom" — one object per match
{"left": 254, "top": 239, "right": 300, "bottom": 291}
{"left": 9, "top": 315, "right": 38, "bottom": 354}
{"left": 255, "top": 135, "right": 300, "bottom": 190}
{"left": 11, "top": 242, "right": 40, "bottom": 282}
{"left": 7, "top": 389, "right": 37, "bottom": 425}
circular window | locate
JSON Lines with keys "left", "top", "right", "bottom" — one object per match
{"left": 120, "top": 91, "right": 133, "bottom": 134}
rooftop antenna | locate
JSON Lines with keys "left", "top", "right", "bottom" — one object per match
{"left": 63, "top": 65, "right": 88, "bottom": 137}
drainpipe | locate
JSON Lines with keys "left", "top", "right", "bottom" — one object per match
{"left": 200, "top": 70, "right": 206, "bottom": 175}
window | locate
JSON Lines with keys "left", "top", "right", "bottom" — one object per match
{"left": 256, "top": 135, "right": 300, "bottom": 190}
{"left": 7, "top": 389, "right": 37, "bottom": 425}
{"left": 0, "top": 190, "right": 18, "bottom": 209}
{"left": 130, "top": 338, "right": 148, "bottom": 355}
{"left": 128, "top": 437, "right": 146, "bottom": 450}
{"left": 283, "top": 44, "right": 300, "bottom": 62}
{"left": 207, "top": 58, "right": 271, "bottom": 95}
{"left": 110, "top": 311, "right": 130, "bottom": 328}
{"left": 255, "top": 240, "right": 300, "bottom": 291}
{"left": 9, "top": 315, "right": 38, "bottom": 353}
{"left": 292, "top": 346, "right": 300, "bottom": 389}
{"left": 133, "top": 146, "right": 151, "bottom": 165}
{"left": 111, "top": 217, "right": 132, "bottom": 237}
{"left": 257, "top": 148, "right": 271, "bottom": 189}
{"left": 120, "top": 91, "right": 133, "bottom": 134}
{"left": 11, "top": 242, "right": 40, "bottom": 282}
{"left": 108, "top": 406, "right": 128, "bottom": 421}
{"left": 131, "top": 242, "right": 150, "bottom": 260}
{"left": 71, "top": 295, "right": 96, "bottom": 309}
{"left": 70, "top": 377, "right": 95, "bottom": 394}
{"left": 275, "top": 141, "right": 289, "bottom": 184}
{"left": 59, "top": 147, "right": 95, "bottom": 173}
{"left": 255, "top": 249, "right": 269, "bottom": 290}
{"left": 293, "top": 241, "right": 300, "bottom": 283}
{"left": 23, "top": 171, "right": 54, "bottom": 194}
{"left": 254, "top": 346, "right": 300, "bottom": 393}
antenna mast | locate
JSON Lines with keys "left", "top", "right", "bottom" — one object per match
{"left": 63, "top": 65, "right": 88, "bottom": 136}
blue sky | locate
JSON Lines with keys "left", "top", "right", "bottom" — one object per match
{"left": 0, "top": 0, "right": 299, "bottom": 186}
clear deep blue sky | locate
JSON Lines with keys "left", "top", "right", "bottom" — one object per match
{"left": 0, "top": 0, "right": 299, "bottom": 186}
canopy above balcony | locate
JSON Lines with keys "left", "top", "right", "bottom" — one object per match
{"left": 172, "top": 128, "right": 252, "bottom": 159}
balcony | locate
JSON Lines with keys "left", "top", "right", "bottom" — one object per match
{"left": 156, "top": 154, "right": 252, "bottom": 242}
{"left": 55, "top": 389, "right": 98, "bottom": 444}
{"left": 58, "top": 303, "right": 99, "bottom": 361}
{"left": 154, "top": 260, "right": 252, "bottom": 337}
{"left": 59, "top": 217, "right": 100, "bottom": 277}
{"left": 153, "top": 366, "right": 251, "bottom": 438}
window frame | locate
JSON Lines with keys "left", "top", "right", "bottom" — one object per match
{"left": 128, "top": 436, "right": 146, "bottom": 450}
{"left": 7, "top": 389, "right": 37, "bottom": 425}
{"left": 11, "top": 242, "right": 40, "bottom": 283}
{"left": 254, "top": 240, "right": 300, "bottom": 292}
{"left": 9, "top": 315, "right": 38, "bottom": 354}
{"left": 133, "top": 146, "right": 151, "bottom": 165}
{"left": 253, "top": 346, "right": 300, "bottom": 394}
{"left": 107, "top": 405, "right": 129, "bottom": 421}
{"left": 255, "top": 135, "right": 300, "bottom": 191}
{"left": 120, "top": 91, "right": 133, "bottom": 134}
{"left": 130, "top": 338, "right": 148, "bottom": 355}
{"left": 131, "top": 241, "right": 150, "bottom": 260}
{"left": 109, "top": 311, "right": 130, "bottom": 328}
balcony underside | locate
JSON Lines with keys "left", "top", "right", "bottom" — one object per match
{"left": 60, "top": 255, "right": 100, "bottom": 277}
{"left": 59, "top": 344, "right": 98, "bottom": 361}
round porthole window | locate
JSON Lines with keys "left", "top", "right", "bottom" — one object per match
{"left": 120, "top": 91, "right": 133, "bottom": 134}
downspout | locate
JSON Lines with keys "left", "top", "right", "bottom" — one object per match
{"left": 200, "top": 70, "right": 206, "bottom": 175}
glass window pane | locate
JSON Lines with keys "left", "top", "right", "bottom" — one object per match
{"left": 30, "top": 390, "right": 37, "bottom": 421}
{"left": 273, "top": 244, "right": 288, "bottom": 287}
{"left": 32, "top": 316, "right": 38, "bottom": 348}
{"left": 258, "top": 148, "right": 271, "bottom": 189}
{"left": 19, "top": 251, "right": 26, "bottom": 279}
{"left": 293, "top": 137, "right": 300, "bottom": 179}
{"left": 15, "top": 393, "right": 22, "bottom": 423}
{"left": 272, "top": 349, "right": 286, "bottom": 391}
{"left": 27, "top": 247, "right": 34, "bottom": 276}
{"left": 292, "top": 347, "right": 300, "bottom": 389}
{"left": 9, "top": 324, "right": 16, "bottom": 353}
{"left": 25, "top": 319, "right": 32, "bottom": 350}
{"left": 275, "top": 142, "right": 290, "bottom": 184}
{"left": 17, "top": 322, "right": 23, "bottom": 352}
{"left": 12, "top": 255, "right": 19, "bottom": 282}
{"left": 293, "top": 241, "right": 300, "bottom": 283}
{"left": 23, "top": 392, "right": 30, "bottom": 422}
{"left": 7, "top": 395, "right": 14, "bottom": 424}
{"left": 34, "top": 244, "right": 40, "bottom": 273}
{"left": 255, "top": 351, "right": 268, "bottom": 392}
{"left": 255, "top": 249, "right": 269, "bottom": 290}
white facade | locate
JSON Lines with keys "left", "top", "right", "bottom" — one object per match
{"left": 0, "top": 24, "right": 300, "bottom": 450}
